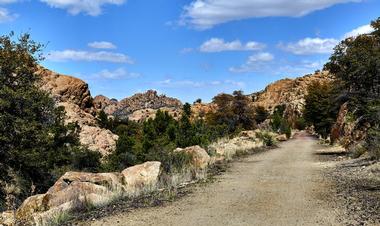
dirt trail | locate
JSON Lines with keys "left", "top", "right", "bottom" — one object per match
{"left": 90, "top": 133, "right": 342, "bottom": 226}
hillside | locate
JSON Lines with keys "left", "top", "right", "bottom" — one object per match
{"left": 249, "top": 71, "right": 333, "bottom": 126}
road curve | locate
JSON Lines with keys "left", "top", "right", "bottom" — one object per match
{"left": 90, "top": 132, "right": 342, "bottom": 226}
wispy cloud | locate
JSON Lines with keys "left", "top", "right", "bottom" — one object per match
{"left": 229, "top": 52, "right": 274, "bottom": 73}
{"left": 88, "top": 41, "right": 117, "bottom": 49}
{"left": 40, "top": 0, "right": 126, "bottom": 16}
{"left": 278, "top": 38, "right": 339, "bottom": 55}
{"left": 200, "top": 38, "right": 265, "bottom": 52}
{"left": 0, "top": 0, "right": 19, "bottom": 23}
{"left": 180, "top": 0, "right": 360, "bottom": 29}
{"left": 93, "top": 68, "right": 140, "bottom": 80}
{"left": 47, "top": 50, "right": 134, "bottom": 64}
{"left": 0, "top": 7, "right": 17, "bottom": 22}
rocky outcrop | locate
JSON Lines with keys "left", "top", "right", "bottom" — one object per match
{"left": 37, "top": 68, "right": 118, "bottom": 155}
{"left": 330, "top": 102, "right": 370, "bottom": 147}
{"left": 38, "top": 68, "right": 93, "bottom": 111}
{"left": 79, "top": 126, "right": 118, "bottom": 156}
{"left": 191, "top": 103, "right": 217, "bottom": 120}
{"left": 94, "top": 90, "right": 183, "bottom": 121}
{"left": 93, "top": 95, "right": 118, "bottom": 115}
{"left": 10, "top": 161, "right": 162, "bottom": 225}
{"left": 250, "top": 71, "right": 333, "bottom": 126}
{"left": 127, "top": 107, "right": 182, "bottom": 122}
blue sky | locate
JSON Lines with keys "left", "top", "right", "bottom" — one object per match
{"left": 0, "top": 0, "right": 379, "bottom": 102}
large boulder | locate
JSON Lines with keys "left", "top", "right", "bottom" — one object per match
{"left": 47, "top": 172, "right": 124, "bottom": 194}
{"left": 175, "top": 146, "right": 210, "bottom": 170}
{"left": 122, "top": 161, "right": 162, "bottom": 195}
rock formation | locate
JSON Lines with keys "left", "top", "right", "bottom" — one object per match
{"left": 37, "top": 67, "right": 118, "bottom": 155}
{"left": 249, "top": 71, "right": 333, "bottom": 126}
{"left": 330, "top": 102, "right": 371, "bottom": 147}
{"left": 93, "top": 90, "right": 183, "bottom": 122}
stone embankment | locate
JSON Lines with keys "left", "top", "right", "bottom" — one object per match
{"left": 0, "top": 130, "right": 288, "bottom": 226}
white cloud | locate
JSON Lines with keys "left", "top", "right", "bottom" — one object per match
{"left": 40, "top": 0, "right": 126, "bottom": 16}
{"left": 93, "top": 68, "right": 140, "bottom": 79}
{"left": 47, "top": 50, "right": 134, "bottom": 64}
{"left": 276, "top": 60, "right": 324, "bottom": 76}
{"left": 278, "top": 38, "right": 339, "bottom": 55}
{"left": 229, "top": 52, "right": 274, "bottom": 73}
{"left": 0, "top": 7, "right": 17, "bottom": 22}
{"left": 278, "top": 24, "right": 375, "bottom": 55}
{"left": 343, "top": 24, "right": 374, "bottom": 38}
{"left": 88, "top": 41, "right": 117, "bottom": 49}
{"left": 200, "top": 38, "right": 265, "bottom": 52}
{"left": 181, "top": 0, "right": 360, "bottom": 29}
{"left": 156, "top": 79, "right": 245, "bottom": 88}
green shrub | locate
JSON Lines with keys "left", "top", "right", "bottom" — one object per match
{"left": 295, "top": 117, "right": 307, "bottom": 130}
{"left": 256, "top": 131, "right": 276, "bottom": 147}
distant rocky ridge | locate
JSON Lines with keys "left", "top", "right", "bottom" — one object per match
{"left": 93, "top": 90, "right": 183, "bottom": 122}
{"left": 37, "top": 67, "right": 335, "bottom": 155}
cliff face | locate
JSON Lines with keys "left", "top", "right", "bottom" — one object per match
{"left": 250, "top": 71, "right": 333, "bottom": 126}
{"left": 37, "top": 68, "right": 118, "bottom": 156}
{"left": 94, "top": 90, "right": 183, "bottom": 122}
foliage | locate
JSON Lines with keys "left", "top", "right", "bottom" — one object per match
{"left": 206, "top": 90, "right": 256, "bottom": 133}
{"left": 270, "top": 105, "right": 290, "bottom": 135}
{"left": 194, "top": 98, "right": 202, "bottom": 104}
{"left": 256, "top": 131, "right": 276, "bottom": 147}
{"left": 323, "top": 17, "right": 380, "bottom": 154}
{"left": 303, "top": 81, "right": 339, "bottom": 139}
{"left": 102, "top": 103, "right": 227, "bottom": 173}
{"left": 254, "top": 106, "right": 269, "bottom": 124}
{"left": 325, "top": 17, "right": 380, "bottom": 123}
{"left": 294, "top": 117, "right": 307, "bottom": 130}
{"left": 0, "top": 33, "right": 100, "bottom": 210}
{"left": 96, "top": 110, "right": 109, "bottom": 129}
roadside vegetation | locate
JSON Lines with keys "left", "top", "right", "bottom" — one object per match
{"left": 0, "top": 33, "right": 100, "bottom": 211}
{"left": 304, "top": 17, "right": 380, "bottom": 159}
